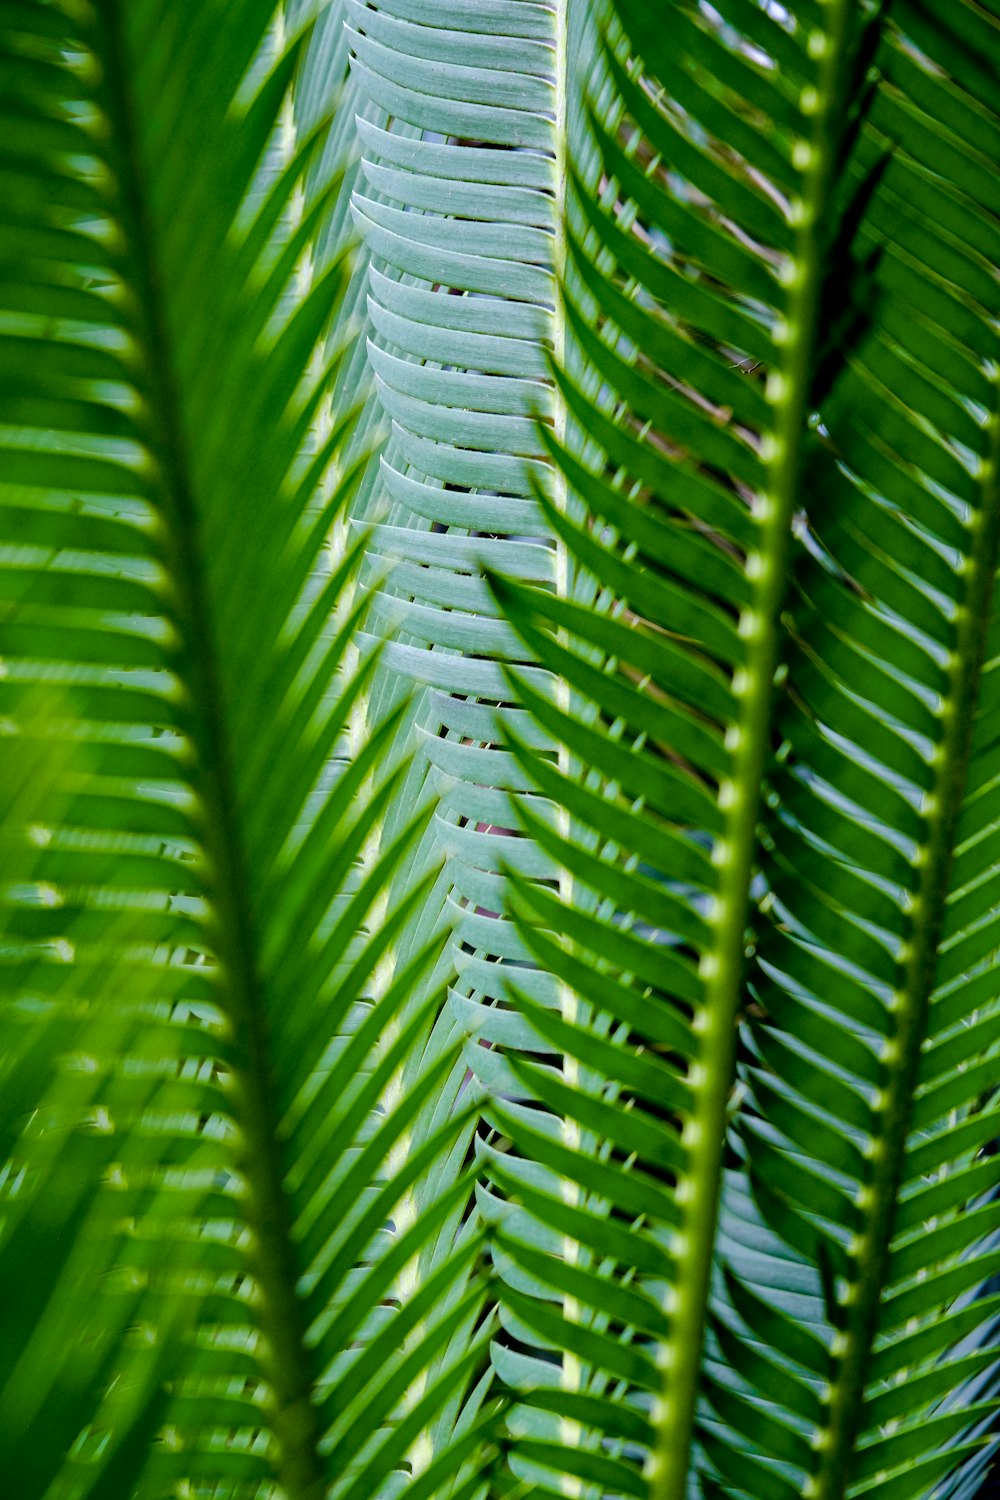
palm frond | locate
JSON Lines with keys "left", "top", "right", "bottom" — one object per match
{"left": 343, "top": 2, "right": 604, "bottom": 1475}
{"left": 707, "top": 8, "right": 1000, "bottom": 1498}
{"left": 287, "top": 12, "right": 512, "bottom": 1490}
{"left": 474, "top": 0, "right": 931, "bottom": 1495}
{"left": 346, "top": 0, "right": 565, "bottom": 1004}
{"left": 0, "top": 4, "right": 487, "bottom": 1495}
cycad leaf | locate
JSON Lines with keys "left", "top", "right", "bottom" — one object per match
{"left": 345, "top": 4, "right": 598, "bottom": 1485}
{"left": 708, "top": 7, "right": 1000, "bottom": 1499}
{"left": 0, "top": 5, "right": 482, "bottom": 1497}
{"left": 474, "top": 0, "right": 952, "bottom": 1496}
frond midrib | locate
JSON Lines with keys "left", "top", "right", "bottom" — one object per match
{"left": 95, "top": 8, "right": 324, "bottom": 1495}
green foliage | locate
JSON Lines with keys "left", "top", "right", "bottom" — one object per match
{"left": 1, "top": 2, "right": 999, "bottom": 1500}
{"left": 0, "top": 3, "right": 488, "bottom": 1496}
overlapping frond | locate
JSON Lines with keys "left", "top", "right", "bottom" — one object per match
{"left": 710, "top": 8, "right": 1000, "bottom": 1493}
{"left": 479, "top": 1, "right": 912, "bottom": 1495}
{"left": 0, "top": 4, "right": 488, "bottom": 1495}
{"left": 343, "top": 3, "right": 603, "bottom": 1470}
{"left": 706, "top": 15, "right": 1000, "bottom": 1495}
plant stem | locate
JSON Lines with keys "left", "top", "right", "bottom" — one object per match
{"left": 647, "top": 4, "right": 858, "bottom": 1496}
{"left": 96, "top": 9, "right": 325, "bottom": 1497}
{"left": 810, "top": 381, "right": 1000, "bottom": 1500}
